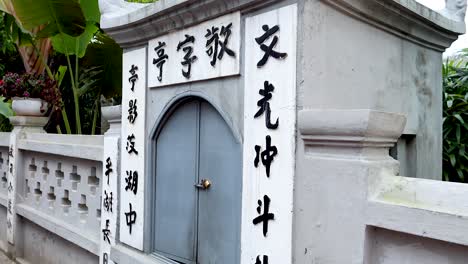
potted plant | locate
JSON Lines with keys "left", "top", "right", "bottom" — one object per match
{"left": 0, "top": 72, "right": 61, "bottom": 117}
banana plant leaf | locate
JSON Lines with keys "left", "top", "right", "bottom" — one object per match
{"left": 11, "top": 0, "right": 86, "bottom": 38}
{"left": 51, "top": 22, "right": 98, "bottom": 58}
{"left": 51, "top": 0, "right": 101, "bottom": 58}
{"left": 0, "top": 98, "right": 13, "bottom": 118}
{"left": 81, "top": 32, "right": 122, "bottom": 99}
{"left": 80, "top": 0, "right": 100, "bottom": 24}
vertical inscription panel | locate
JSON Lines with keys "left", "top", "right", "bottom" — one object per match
{"left": 120, "top": 47, "right": 147, "bottom": 250}
{"left": 242, "top": 4, "right": 297, "bottom": 264}
{"left": 147, "top": 12, "right": 240, "bottom": 87}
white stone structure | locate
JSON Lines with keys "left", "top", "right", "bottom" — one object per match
{"left": 0, "top": 0, "right": 467, "bottom": 264}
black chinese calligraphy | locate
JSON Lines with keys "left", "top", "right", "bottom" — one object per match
{"left": 7, "top": 218, "right": 11, "bottom": 229}
{"left": 104, "top": 190, "right": 113, "bottom": 212}
{"left": 255, "top": 255, "right": 269, "bottom": 264}
{"left": 153, "top": 41, "right": 169, "bottom": 82}
{"left": 105, "top": 157, "right": 113, "bottom": 185}
{"left": 9, "top": 163, "right": 12, "bottom": 174}
{"left": 128, "top": 99, "right": 138, "bottom": 124}
{"left": 7, "top": 199, "right": 12, "bottom": 214}
{"left": 103, "top": 253, "right": 108, "bottom": 264}
{"left": 177, "top": 34, "right": 198, "bottom": 79}
{"left": 126, "top": 134, "right": 139, "bottom": 155}
{"left": 125, "top": 170, "right": 138, "bottom": 195}
{"left": 8, "top": 145, "right": 13, "bottom": 158}
{"left": 255, "top": 81, "right": 279, "bottom": 129}
{"left": 129, "top": 65, "right": 139, "bottom": 91}
{"left": 254, "top": 135, "right": 278, "bottom": 178}
{"left": 255, "top": 25, "right": 287, "bottom": 67}
{"left": 125, "top": 203, "right": 137, "bottom": 234}
{"left": 102, "top": 219, "right": 111, "bottom": 244}
{"left": 252, "top": 195, "right": 275, "bottom": 237}
{"left": 205, "top": 23, "right": 235, "bottom": 67}
{"left": 7, "top": 181, "right": 13, "bottom": 193}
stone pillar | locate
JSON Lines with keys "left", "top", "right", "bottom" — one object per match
{"left": 294, "top": 109, "right": 406, "bottom": 263}
{"left": 100, "top": 105, "right": 122, "bottom": 264}
{"left": 6, "top": 116, "right": 47, "bottom": 259}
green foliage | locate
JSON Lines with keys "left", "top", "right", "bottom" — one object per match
{"left": 81, "top": 32, "right": 122, "bottom": 99}
{"left": 11, "top": 0, "right": 86, "bottom": 38}
{"left": 0, "top": 12, "right": 24, "bottom": 77}
{"left": 0, "top": 97, "right": 13, "bottom": 118}
{"left": 51, "top": 22, "right": 99, "bottom": 58}
{"left": 442, "top": 50, "right": 468, "bottom": 183}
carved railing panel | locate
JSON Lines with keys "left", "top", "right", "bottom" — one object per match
{"left": 0, "top": 147, "right": 9, "bottom": 199}
{"left": 20, "top": 151, "right": 103, "bottom": 235}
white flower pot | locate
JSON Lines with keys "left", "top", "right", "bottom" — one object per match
{"left": 12, "top": 98, "right": 48, "bottom": 117}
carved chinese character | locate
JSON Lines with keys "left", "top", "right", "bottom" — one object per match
{"left": 103, "top": 253, "right": 108, "bottom": 264}
{"left": 126, "top": 134, "right": 139, "bottom": 155}
{"left": 128, "top": 64, "right": 139, "bottom": 91}
{"left": 128, "top": 99, "right": 138, "bottom": 124}
{"left": 125, "top": 203, "right": 137, "bottom": 234}
{"left": 125, "top": 170, "right": 138, "bottom": 195}
{"left": 252, "top": 195, "right": 275, "bottom": 237}
{"left": 255, "top": 25, "right": 287, "bottom": 67}
{"left": 153, "top": 41, "right": 169, "bottom": 82}
{"left": 7, "top": 181, "right": 13, "bottom": 193}
{"left": 254, "top": 135, "right": 278, "bottom": 178}
{"left": 205, "top": 23, "right": 235, "bottom": 67}
{"left": 7, "top": 199, "right": 12, "bottom": 214}
{"left": 104, "top": 190, "right": 113, "bottom": 212}
{"left": 255, "top": 255, "right": 269, "bottom": 264}
{"left": 105, "top": 157, "right": 112, "bottom": 185}
{"left": 177, "top": 34, "right": 198, "bottom": 79}
{"left": 255, "top": 81, "right": 279, "bottom": 129}
{"left": 102, "top": 219, "right": 111, "bottom": 244}
{"left": 8, "top": 145, "right": 13, "bottom": 158}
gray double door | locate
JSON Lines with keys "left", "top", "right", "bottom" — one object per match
{"left": 153, "top": 99, "right": 241, "bottom": 264}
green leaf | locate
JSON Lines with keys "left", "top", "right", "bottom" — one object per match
{"left": 81, "top": 32, "right": 122, "bottom": 99}
{"left": 55, "top": 65, "right": 67, "bottom": 87}
{"left": 456, "top": 125, "right": 461, "bottom": 144}
{"left": 12, "top": 0, "right": 86, "bottom": 37}
{"left": 80, "top": 0, "right": 100, "bottom": 23}
{"left": 453, "top": 114, "right": 465, "bottom": 125}
{"left": 51, "top": 22, "right": 98, "bottom": 58}
{"left": 449, "top": 154, "right": 457, "bottom": 167}
{"left": 0, "top": 98, "right": 13, "bottom": 118}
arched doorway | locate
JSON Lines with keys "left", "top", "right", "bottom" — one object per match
{"left": 152, "top": 98, "right": 241, "bottom": 264}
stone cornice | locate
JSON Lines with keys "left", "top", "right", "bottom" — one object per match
{"left": 101, "top": 0, "right": 272, "bottom": 48}
{"left": 298, "top": 109, "right": 406, "bottom": 149}
{"left": 323, "top": 0, "right": 465, "bottom": 51}
{"left": 102, "top": 0, "right": 465, "bottom": 51}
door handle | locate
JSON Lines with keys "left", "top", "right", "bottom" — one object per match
{"left": 195, "top": 179, "right": 212, "bottom": 190}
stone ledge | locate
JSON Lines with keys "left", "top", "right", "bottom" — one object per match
{"left": 17, "top": 134, "right": 104, "bottom": 161}
{"left": 299, "top": 109, "right": 406, "bottom": 148}
{"left": 15, "top": 204, "right": 100, "bottom": 256}
{"left": 111, "top": 244, "right": 175, "bottom": 264}
{"left": 8, "top": 116, "right": 48, "bottom": 129}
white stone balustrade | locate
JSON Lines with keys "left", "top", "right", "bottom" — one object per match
{"left": 0, "top": 115, "right": 120, "bottom": 264}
